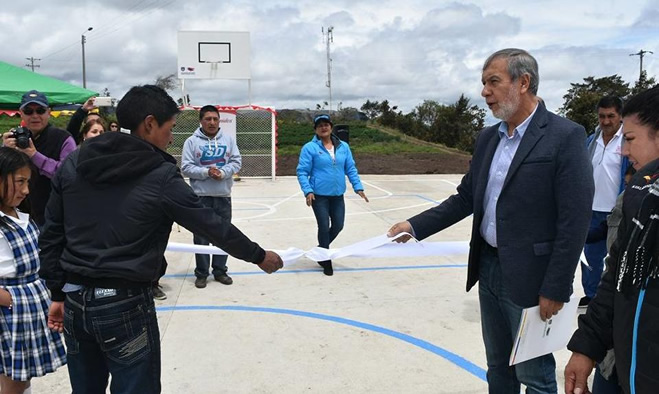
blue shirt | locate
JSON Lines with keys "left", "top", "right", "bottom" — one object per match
{"left": 480, "top": 104, "right": 538, "bottom": 247}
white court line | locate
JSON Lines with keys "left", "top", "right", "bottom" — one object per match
{"left": 441, "top": 179, "right": 459, "bottom": 187}
{"left": 361, "top": 180, "right": 393, "bottom": 200}
{"left": 232, "top": 201, "right": 277, "bottom": 220}
{"left": 272, "top": 190, "right": 303, "bottom": 208}
{"left": 235, "top": 200, "right": 443, "bottom": 223}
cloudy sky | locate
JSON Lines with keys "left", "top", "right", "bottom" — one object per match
{"left": 1, "top": 0, "right": 657, "bottom": 116}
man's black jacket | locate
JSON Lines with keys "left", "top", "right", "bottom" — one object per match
{"left": 39, "top": 132, "right": 265, "bottom": 301}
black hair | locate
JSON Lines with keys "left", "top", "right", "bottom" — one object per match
{"left": 199, "top": 105, "right": 219, "bottom": 120}
{"left": 0, "top": 147, "right": 33, "bottom": 211}
{"left": 85, "top": 112, "right": 104, "bottom": 123}
{"left": 597, "top": 96, "right": 623, "bottom": 114}
{"left": 622, "top": 86, "right": 659, "bottom": 136}
{"left": 116, "top": 85, "right": 180, "bottom": 132}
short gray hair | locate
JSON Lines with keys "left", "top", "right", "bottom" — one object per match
{"left": 483, "top": 48, "right": 539, "bottom": 95}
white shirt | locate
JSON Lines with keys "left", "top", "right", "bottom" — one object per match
{"left": 0, "top": 210, "right": 30, "bottom": 278}
{"left": 591, "top": 125, "right": 623, "bottom": 212}
{"left": 481, "top": 104, "right": 538, "bottom": 247}
{"left": 327, "top": 146, "right": 336, "bottom": 161}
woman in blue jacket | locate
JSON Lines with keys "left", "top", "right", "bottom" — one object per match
{"left": 297, "top": 114, "right": 368, "bottom": 276}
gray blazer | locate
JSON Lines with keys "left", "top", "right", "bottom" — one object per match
{"left": 408, "top": 103, "right": 594, "bottom": 307}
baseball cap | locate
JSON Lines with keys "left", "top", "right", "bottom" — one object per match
{"left": 20, "top": 90, "right": 49, "bottom": 110}
{"left": 314, "top": 114, "right": 333, "bottom": 128}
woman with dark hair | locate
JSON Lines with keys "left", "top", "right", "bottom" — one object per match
{"left": 297, "top": 114, "right": 368, "bottom": 276}
{"left": 565, "top": 86, "right": 659, "bottom": 394}
{"left": 108, "top": 121, "right": 120, "bottom": 132}
{"left": 0, "top": 147, "right": 66, "bottom": 393}
{"left": 79, "top": 118, "right": 105, "bottom": 144}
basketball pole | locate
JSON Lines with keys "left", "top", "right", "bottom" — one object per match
{"left": 248, "top": 79, "right": 252, "bottom": 106}
{"left": 180, "top": 78, "right": 188, "bottom": 107}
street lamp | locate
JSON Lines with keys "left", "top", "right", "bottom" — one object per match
{"left": 81, "top": 27, "right": 93, "bottom": 88}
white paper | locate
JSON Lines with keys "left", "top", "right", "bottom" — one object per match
{"left": 509, "top": 295, "right": 579, "bottom": 366}
{"left": 164, "top": 233, "right": 470, "bottom": 266}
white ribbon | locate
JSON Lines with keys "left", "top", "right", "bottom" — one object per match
{"left": 165, "top": 233, "right": 470, "bottom": 265}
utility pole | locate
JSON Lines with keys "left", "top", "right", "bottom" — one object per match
{"left": 629, "top": 49, "right": 653, "bottom": 81}
{"left": 81, "top": 26, "right": 93, "bottom": 88}
{"left": 25, "top": 57, "right": 41, "bottom": 72}
{"left": 322, "top": 26, "right": 334, "bottom": 113}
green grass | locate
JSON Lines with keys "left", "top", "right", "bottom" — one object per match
{"left": 276, "top": 120, "right": 456, "bottom": 156}
{"left": 1, "top": 113, "right": 467, "bottom": 158}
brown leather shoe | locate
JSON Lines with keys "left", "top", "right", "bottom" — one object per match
{"left": 214, "top": 274, "right": 233, "bottom": 285}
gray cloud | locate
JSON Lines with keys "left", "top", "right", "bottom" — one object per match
{"left": 0, "top": 0, "right": 655, "bottom": 117}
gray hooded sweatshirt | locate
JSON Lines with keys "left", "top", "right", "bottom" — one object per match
{"left": 181, "top": 127, "right": 242, "bottom": 197}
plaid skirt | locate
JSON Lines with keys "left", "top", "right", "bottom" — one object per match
{"left": 0, "top": 278, "right": 66, "bottom": 381}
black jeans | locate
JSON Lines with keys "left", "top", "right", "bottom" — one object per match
{"left": 64, "top": 287, "right": 161, "bottom": 393}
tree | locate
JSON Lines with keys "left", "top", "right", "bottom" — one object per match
{"left": 360, "top": 100, "right": 382, "bottom": 120}
{"left": 631, "top": 70, "right": 658, "bottom": 96}
{"left": 560, "top": 75, "right": 630, "bottom": 134}
{"left": 154, "top": 73, "right": 178, "bottom": 92}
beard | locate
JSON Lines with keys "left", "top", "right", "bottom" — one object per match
{"left": 492, "top": 86, "right": 520, "bottom": 121}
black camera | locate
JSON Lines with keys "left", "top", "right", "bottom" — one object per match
{"left": 12, "top": 127, "right": 32, "bottom": 149}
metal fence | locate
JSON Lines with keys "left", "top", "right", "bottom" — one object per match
{"left": 171, "top": 106, "right": 276, "bottom": 179}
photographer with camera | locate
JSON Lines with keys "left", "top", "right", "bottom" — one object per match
{"left": 2, "top": 90, "right": 76, "bottom": 228}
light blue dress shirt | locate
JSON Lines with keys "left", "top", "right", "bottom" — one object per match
{"left": 480, "top": 104, "right": 539, "bottom": 247}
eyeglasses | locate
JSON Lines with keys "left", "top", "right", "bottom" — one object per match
{"left": 110, "top": 124, "right": 119, "bottom": 129}
{"left": 22, "top": 107, "right": 47, "bottom": 115}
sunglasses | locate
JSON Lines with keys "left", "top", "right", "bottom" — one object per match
{"left": 22, "top": 107, "right": 47, "bottom": 115}
{"left": 110, "top": 124, "right": 119, "bottom": 128}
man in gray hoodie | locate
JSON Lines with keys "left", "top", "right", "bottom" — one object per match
{"left": 182, "top": 105, "right": 242, "bottom": 288}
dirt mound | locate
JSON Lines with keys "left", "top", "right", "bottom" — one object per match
{"left": 276, "top": 152, "right": 471, "bottom": 176}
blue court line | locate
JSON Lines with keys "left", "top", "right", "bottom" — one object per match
{"left": 156, "top": 304, "right": 487, "bottom": 382}
{"left": 161, "top": 264, "right": 467, "bottom": 278}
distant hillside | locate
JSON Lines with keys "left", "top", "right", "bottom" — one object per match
{"left": 276, "top": 119, "right": 471, "bottom": 175}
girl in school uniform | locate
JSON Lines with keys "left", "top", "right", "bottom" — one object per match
{"left": 0, "top": 147, "right": 66, "bottom": 393}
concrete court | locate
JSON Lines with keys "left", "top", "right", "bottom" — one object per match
{"left": 33, "top": 174, "right": 587, "bottom": 393}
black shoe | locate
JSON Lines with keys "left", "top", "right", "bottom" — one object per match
{"left": 579, "top": 296, "right": 591, "bottom": 307}
{"left": 318, "top": 260, "right": 333, "bottom": 276}
{"left": 152, "top": 284, "right": 167, "bottom": 300}
{"left": 195, "top": 276, "right": 207, "bottom": 289}
{"left": 214, "top": 273, "right": 233, "bottom": 285}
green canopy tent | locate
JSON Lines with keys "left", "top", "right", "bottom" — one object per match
{"left": 0, "top": 61, "right": 97, "bottom": 110}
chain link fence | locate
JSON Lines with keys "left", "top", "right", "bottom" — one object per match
{"left": 171, "top": 106, "right": 276, "bottom": 179}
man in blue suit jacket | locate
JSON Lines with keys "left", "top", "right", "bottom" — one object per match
{"left": 388, "top": 48, "right": 594, "bottom": 393}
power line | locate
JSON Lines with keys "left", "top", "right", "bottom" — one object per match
{"left": 41, "top": 0, "right": 177, "bottom": 60}
{"left": 25, "top": 57, "right": 41, "bottom": 71}
{"left": 629, "top": 49, "right": 654, "bottom": 81}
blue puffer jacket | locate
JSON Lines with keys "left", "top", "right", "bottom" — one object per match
{"left": 296, "top": 134, "right": 364, "bottom": 197}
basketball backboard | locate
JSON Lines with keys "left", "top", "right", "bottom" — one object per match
{"left": 177, "top": 31, "right": 250, "bottom": 79}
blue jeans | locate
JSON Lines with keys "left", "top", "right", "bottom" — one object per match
{"left": 583, "top": 211, "right": 609, "bottom": 298}
{"left": 64, "top": 287, "right": 161, "bottom": 394}
{"left": 593, "top": 364, "right": 622, "bottom": 394}
{"left": 478, "top": 245, "right": 557, "bottom": 394}
{"left": 311, "top": 195, "right": 345, "bottom": 249}
{"left": 194, "top": 196, "right": 231, "bottom": 278}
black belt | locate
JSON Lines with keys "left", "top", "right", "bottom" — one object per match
{"left": 81, "top": 286, "right": 149, "bottom": 301}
